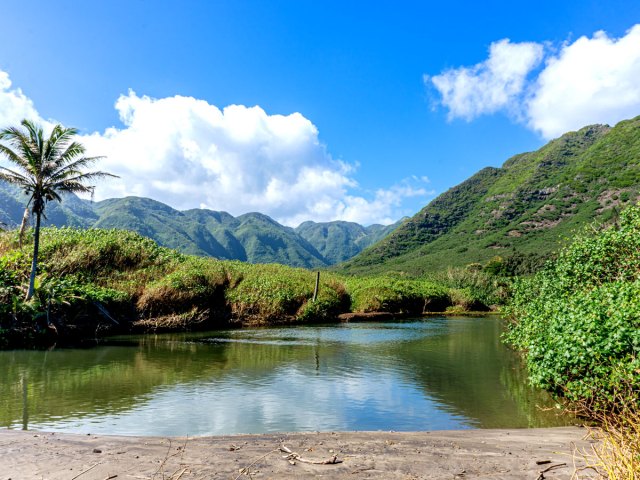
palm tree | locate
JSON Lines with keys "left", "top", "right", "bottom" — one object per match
{"left": 0, "top": 119, "right": 117, "bottom": 300}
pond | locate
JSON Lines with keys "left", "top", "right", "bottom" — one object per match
{"left": 0, "top": 316, "right": 571, "bottom": 436}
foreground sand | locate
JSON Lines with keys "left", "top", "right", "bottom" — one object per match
{"left": 0, "top": 427, "right": 592, "bottom": 479}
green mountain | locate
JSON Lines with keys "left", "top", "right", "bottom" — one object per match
{"left": 0, "top": 182, "right": 97, "bottom": 228}
{"left": 295, "top": 220, "right": 401, "bottom": 264}
{"left": 0, "top": 187, "right": 398, "bottom": 268}
{"left": 340, "top": 116, "right": 640, "bottom": 275}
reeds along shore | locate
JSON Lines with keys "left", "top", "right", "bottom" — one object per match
{"left": 0, "top": 227, "right": 505, "bottom": 348}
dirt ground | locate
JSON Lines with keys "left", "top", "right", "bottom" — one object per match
{"left": 0, "top": 427, "right": 594, "bottom": 479}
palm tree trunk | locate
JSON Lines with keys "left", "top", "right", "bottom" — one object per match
{"left": 18, "top": 207, "right": 30, "bottom": 248}
{"left": 25, "top": 212, "right": 41, "bottom": 301}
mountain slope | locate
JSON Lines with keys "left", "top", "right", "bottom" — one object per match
{"left": 340, "top": 117, "right": 640, "bottom": 275}
{"left": 0, "top": 182, "right": 97, "bottom": 228}
{"left": 295, "top": 220, "right": 402, "bottom": 264}
{"left": 0, "top": 187, "right": 398, "bottom": 267}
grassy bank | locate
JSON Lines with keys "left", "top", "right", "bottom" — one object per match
{"left": 0, "top": 227, "right": 505, "bottom": 348}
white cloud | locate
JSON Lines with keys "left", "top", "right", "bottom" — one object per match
{"left": 81, "top": 91, "right": 433, "bottom": 226}
{"left": 427, "top": 39, "right": 544, "bottom": 121}
{"left": 0, "top": 72, "right": 54, "bottom": 131}
{"left": 336, "top": 182, "right": 433, "bottom": 226}
{"left": 427, "top": 24, "right": 640, "bottom": 139}
{"left": 527, "top": 25, "right": 640, "bottom": 138}
{"left": 0, "top": 70, "right": 433, "bottom": 226}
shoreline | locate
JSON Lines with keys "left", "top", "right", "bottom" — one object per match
{"left": 1, "top": 310, "right": 499, "bottom": 350}
{"left": 0, "top": 427, "right": 591, "bottom": 479}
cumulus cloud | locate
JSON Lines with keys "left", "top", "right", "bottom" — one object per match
{"left": 332, "top": 182, "right": 432, "bottom": 226}
{"left": 0, "top": 70, "right": 432, "bottom": 226}
{"left": 527, "top": 25, "right": 640, "bottom": 138}
{"left": 427, "top": 39, "right": 544, "bottom": 120}
{"left": 427, "top": 24, "right": 640, "bottom": 139}
{"left": 81, "top": 91, "right": 432, "bottom": 225}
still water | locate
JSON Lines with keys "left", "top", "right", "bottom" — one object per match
{"left": 0, "top": 316, "right": 570, "bottom": 436}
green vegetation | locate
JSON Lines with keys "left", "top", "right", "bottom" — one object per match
{"left": 344, "top": 276, "right": 449, "bottom": 313}
{"left": 341, "top": 118, "right": 640, "bottom": 276}
{"left": 0, "top": 186, "right": 401, "bottom": 269}
{"left": 504, "top": 205, "right": 640, "bottom": 479}
{"left": 0, "top": 119, "right": 115, "bottom": 299}
{"left": 504, "top": 205, "right": 640, "bottom": 409}
{"left": 0, "top": 226, "right": 505, "bottom": 348}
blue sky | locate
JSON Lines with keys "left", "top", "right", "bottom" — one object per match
{"left": 1, "top": 1, "right": 640, "bottom": 225}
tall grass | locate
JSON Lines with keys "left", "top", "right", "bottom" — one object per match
{"left": 426, "top": 264, "right": 510, "bottom": 310}
{"left": 574, "top": 389, "right": 640, "bottom": 479}
{"left": 344, "top": 276, "right": 449, "bottom": 313}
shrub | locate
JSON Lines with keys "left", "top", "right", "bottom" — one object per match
{"left": 504, "top": 205, "right": 640, "bottom": 410}
{"left": 136, "top": 257, "right": 228, "bottom": 319}
{"left": 427, "top": 266, "right": 509, "bottom": 309}
{"left": 345, "top": 276, "right": 449, "bottom": 313}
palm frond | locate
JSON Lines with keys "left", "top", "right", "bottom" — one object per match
{"left": 44, "top": 126, "right": 79, "bottom": 164}
{"left": 48, "top": 156, "right": 107, "bottom": 182}
{"left": 43, "top": 189, "right": 62, "bottom": 203}
{"left": 55, "top": 141, "right": 86, "bottom": 167}
{"left": 1, "top": 126, "right": 40, "bottom": 172}
{"left": 0, "top": 166, "right": 32, "bottom": 187}
{"left": 48, "top": 170, "right": 118, "bottom": 187}
{"left": 21, "top": 119, "right": 44, "bottom": 160}
{"left": 50, "top": 182, "right": 95, "bottom": 195}
{"left": 0, "top": 144, "right": 31, "bottom": 172}
{"left": 0, "top": 125, "right": 27, "bottom": 145}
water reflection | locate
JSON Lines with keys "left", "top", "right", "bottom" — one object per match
{"left": 0, "top": 317, "right": 570, "bottom": 435}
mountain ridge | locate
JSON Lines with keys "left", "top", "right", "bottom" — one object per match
{"left": 0, "top": 185, "right": 401, "bottom": 268}
{"left": 339, "top": 117, "right": 640, "bottom": 275}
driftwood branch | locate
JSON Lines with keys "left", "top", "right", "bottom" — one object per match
{"left": 279, "top": 445, "right": 342, "bottom": 465}
{"left": 535, "top": 462, "right": 567, "bottom": 480}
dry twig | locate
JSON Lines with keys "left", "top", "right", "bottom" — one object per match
{"left": 233, "top": 448, "right": 280, "bottom": 480}
{"left": 71, "top": 462, "right": 101, "bottom": 480}
{"left": 279, "top": 445, "right": 342, "bottom": 465}
{"left": 535, "top": 462, "right": 567, "bottom": 480}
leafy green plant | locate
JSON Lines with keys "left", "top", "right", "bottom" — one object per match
{"left": 504, "top": 205, "right": 640, "bottom": 410}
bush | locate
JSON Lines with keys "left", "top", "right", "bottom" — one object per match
{"left": 427, "top": 265, "right": 509, "bottom": 309}
{"left": 504, "top": 205, "right": 640, "bottom": 410}
{"left": 136, "top": 257, "right": 229, "bottom": 319}
{"left": 345, "top": 276, "right": 449, "bottom": 313}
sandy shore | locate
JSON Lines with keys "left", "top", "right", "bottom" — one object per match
{"left": 0, "top": 427, "right": 592, "bottom": 479}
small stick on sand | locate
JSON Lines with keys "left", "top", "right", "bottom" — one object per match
{"left": 71, "top": 462, "right": 101, "bottom": 480}
{"left": 233, "top": 448, "right": 280, "bottom": 480}
{"left": 280, "top": 445, "right": 342, "bottom": 465}
{"left": 535, "top": 462, "right": 567, "bottom": 480}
